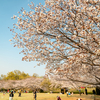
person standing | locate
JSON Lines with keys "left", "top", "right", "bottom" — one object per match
{"left": 18, "top": 90, "right": 21, "bottom": 97}
{"left": 92, "top": 89, "right": 96, "bottom": 95}
{"left": 9, "top": 91, "right": 14, "bottom": 100}
{"left": 19, "top": 90, "right": 21, "bottom": 97}
{"left": 34, "top": 90, "right": 37, "bottom": 100}
{"left": 79, "top": 89, "right": 81, "bottom": 96}
{"left": 7, "top": 89, "right": 9, "bottom": 93}
{"left": 85, "top": 88, "right": 87, "bottom": 95}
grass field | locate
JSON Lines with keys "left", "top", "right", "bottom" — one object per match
{"left": 0, "top": 93, "right": 99, "bottom": 100}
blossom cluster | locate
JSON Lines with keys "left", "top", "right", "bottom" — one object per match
{"left": 10, "top": 0, "right": 100, "bottom": 85}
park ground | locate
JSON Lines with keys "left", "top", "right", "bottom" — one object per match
{"left": 0, "top": 93, "right": 100, "bottom": 100}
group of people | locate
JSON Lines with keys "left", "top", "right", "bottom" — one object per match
{"left": 66, "top": 91, "right": 73, "bottom": 96}
{"left": 79, "top": 88, "right": 96, "bottom": 95}
{"left": 8, "top": 88, "right": 96, "bottom": 100}
{"left": 78, "top": 88, "right": 87, "bottom": 96}
{"left": 9, "top": 90, "right": 21, "bottom": 100}
{"left": 9, "top": 89, "right": 37, "bottom": 100}
{"left": 57, "top": 88, "right": 96, "bottom": 100}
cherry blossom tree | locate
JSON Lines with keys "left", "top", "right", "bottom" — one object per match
{"left": 41, "top": 78, "right": 51, "bottom": 92}
{"left": 0, "top": 77, "right": 43, "bottom": 90}
{"left": 9, "top": 0, "right": 100, "bottom": 86}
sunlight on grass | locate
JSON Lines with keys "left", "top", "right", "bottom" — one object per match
{"left": 0, "top": 93, "right": 97, "bottom": 100}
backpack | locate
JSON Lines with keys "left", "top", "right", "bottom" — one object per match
{"left": 58, "top": 97, "right": 61, "bottom": 100}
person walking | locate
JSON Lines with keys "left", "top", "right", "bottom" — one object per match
{"left": 9, "top": 91, "right": 14, "bottom": 100}
{"left": 34, "top": 90, "right": 37, "bottom": 100}
{"left": 79, "top": 89, "right": 81, "bottom": 96}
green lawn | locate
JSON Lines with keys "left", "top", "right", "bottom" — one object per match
{"left": 0, "top": 93, "right": 98, "bottom": 100}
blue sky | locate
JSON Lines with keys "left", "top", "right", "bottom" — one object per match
{"left": 0, "top": 0, "right": 46, "bottom": 76}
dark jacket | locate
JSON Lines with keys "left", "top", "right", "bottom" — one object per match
{"left": 9, "top": 93, "right": 14, "bottom": 97}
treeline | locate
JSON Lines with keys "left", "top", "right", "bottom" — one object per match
{"left": 0, "top": 70, "right": 42, "bottom": 80}
{"left": 0, "top": 70, "right": 61, "bottom": 93}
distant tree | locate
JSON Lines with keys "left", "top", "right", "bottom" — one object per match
{"left": 41, "top": 78, "right": 51, "bottom": 92}
{"left": 39, "top": 76, "right": 44, "bottom": 78}
{"left": 20, "top": 71, "right": 30, "bottom": 79}
{"left": 1, "top": 74, "right": 6, "bottom": 80}
{"left": 6, "top": 71, "right": 15, "bottom": 80}
{"left": 32, "top": 73, "right": 39, "bottom": 78}
{"left": 1, "top": 70, "right": 30, "bottom": 80}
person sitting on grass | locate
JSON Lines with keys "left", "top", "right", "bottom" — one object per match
{"left": 57, "top": 96, "right": 61, "bottom": 100}
{"left": 77, "top": 98, "right": 82, "bottom": 100}
{"left": 68, "top": 92, "right": 71, "bottom": 95}
{"left": 66, "top": 91, "right": 69, "bottom": 96}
